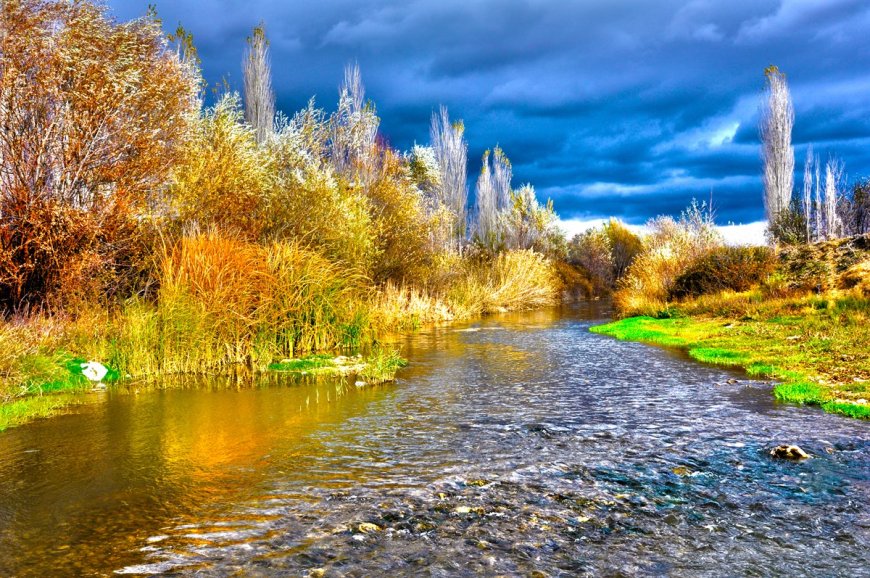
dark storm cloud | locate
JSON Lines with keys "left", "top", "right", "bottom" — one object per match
{"left": 109, "top": 0, "right": 870, "bottom": 226}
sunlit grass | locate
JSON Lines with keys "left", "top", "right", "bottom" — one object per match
{"left": 591, "top": 291, "right": 870, "bottom": 419}
{"left": 359, "top": 346, "right": 408, "bottom": 384}
{"left": 0, "top": 394, "right": 90, "bottom": 432}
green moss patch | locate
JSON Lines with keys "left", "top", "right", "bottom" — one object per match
{"left": 0, "top": 394, "right": 91, "bottom": 432}
{"left": 268, "top": 354, "right": 336, "bottom": 372}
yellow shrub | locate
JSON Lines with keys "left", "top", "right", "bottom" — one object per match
{"left": 168, "top": 94, "right": 272, "bottom": 239}
{"left": 449, "top": 250, "right": 561, "bottom": 315}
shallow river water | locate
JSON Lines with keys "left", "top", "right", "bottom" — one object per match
{"left": 0, "top": 303, "right": 868, "bottom": 577}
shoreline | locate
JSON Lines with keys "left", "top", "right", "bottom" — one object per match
{"left": 590, "top": 315, "right": 869, "bottom": 419}
{"left": 0, "top": 351, "right": 407, "bottom": 433}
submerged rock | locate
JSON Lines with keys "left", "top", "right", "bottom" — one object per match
{"left": 769, "top": 445, "right": 810, "bottom": 460}
{"left": 356, "top": 522, "right": 381, "bottom": 534}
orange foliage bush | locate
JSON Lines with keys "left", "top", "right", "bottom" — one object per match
{"left": 0, "top": 0, "right": 199, "bottom": 309}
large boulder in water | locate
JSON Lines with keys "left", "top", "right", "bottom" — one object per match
{"left": 769, "top": 445, "right": 810, "bottom": 460}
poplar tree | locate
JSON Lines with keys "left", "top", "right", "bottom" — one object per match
{"left": 760, "top": 66, "right": 795, "bottom": 240}
{"left": 243, "top": 23, "right": 275, "bottom": 145}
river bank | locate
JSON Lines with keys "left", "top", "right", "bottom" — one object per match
{"left": 0, "top": 247, "right": 572, "bottom": 432}
{"left": 591, "top": 291, "right": 870, "bottom": 419}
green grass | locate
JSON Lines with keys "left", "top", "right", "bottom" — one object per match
{"left": 268, "top": 349, "right": 407, "bottom": 384}
{"left": 0, "top": 394, "right": 90, "bottom": 432}
{"left": 591, "top": 310, "right": 869, "bottom": 420}
{"left": 268, "top": 354, "right": 335, "bottom": 372}
{"left": 821, "top": 401, "right": 870, "bottom": 419}
{"left": 688, "top": 347, "right": 750, "bottom": 366}
{"left": 359, "top": 346, "right": 408, "bottom": 384}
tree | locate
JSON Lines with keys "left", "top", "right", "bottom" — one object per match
{"left": 473, "top": 146, "right": 511, "bottom": 252}
{"left": 430, "top": 106, "right": 468, "bottom": 246}
{"left": 760, "top": 66, "right": 795, "bottom": 240}
{"left": 603, "top": 219, "right": 642, "bottom": 280}
{"left": 501, "top": 184, "right": 560, "bottom": 253}
{"left": 0, "top": 0, "right": 200, "bottom": 307}
{"left": 823, "top": 157, "right": 845, "bottom": 240}
{"left": 330, "top": 63, "right": 379, "bottom": 186}
{"left": 243, "top": 23, "right": 275, "bottom": 145}
{"left": 849, "top": 178, "right": 870, "bottom": 235}
{"left": 568, "top": 228, "right": 613, "bottom": 289}
{"left": 802, "top": 145, "right": 814, "bottom": 242}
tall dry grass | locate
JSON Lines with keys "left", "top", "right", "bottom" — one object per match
{"left": 448, "top": 250, "right": 561, "bottom": 315}
{"left": 104, "top": 231, "right": 371, "bottom": 376}
{"left": 370, "top": 250, "right": 562, "bottom": 331}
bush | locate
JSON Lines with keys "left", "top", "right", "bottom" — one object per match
{"left": 264, "top": 105, "right": 377, "bottom": 271}
{"left": 168, "top": 94, "right": 271, "bottom": 239}
{"left": 567, "top": 219, "right": 642, "bottom": 294}
{"left": 614, "top": 201, "right": 723, "bottom": 316}
{"left": 670, "top": 246, "right": 776, "bottom": 299}
{"left": 0, "top": 0, "right": 199, "bottom": 310}
{"left": 366, "top": 149, "right": 436, "bottom": 284}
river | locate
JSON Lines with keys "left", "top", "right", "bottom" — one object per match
{"left": 0, "top": 303, "right": 867, "bottom": 576}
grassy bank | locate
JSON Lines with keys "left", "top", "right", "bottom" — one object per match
{"left": 591, "top": 291, "right": 870, "bottom": 418}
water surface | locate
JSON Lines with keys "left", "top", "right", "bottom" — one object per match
{"left": 0, "top": 304, "right": 867, "bottom": 576}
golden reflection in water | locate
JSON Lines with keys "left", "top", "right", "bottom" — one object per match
{"left": 0, "top": 375, "right": 398, "bottom": 575}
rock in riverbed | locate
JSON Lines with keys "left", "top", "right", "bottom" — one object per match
{"left": 769, "top": 445, "right": 810, "bottom": 460}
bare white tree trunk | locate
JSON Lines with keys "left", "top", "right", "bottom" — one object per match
{"left": 802, "top": 145, "right": 814, "bottom": 242}
{"left": 243, "top": 23, "right": 275, "bottom": 145}
{"left": 430, "top": 106, "right": 468, "bottom": 246}
{"left": 824, "top": 157, "right": 844, "bottom": 240}
{"left": 814, "top": 158, "right": 822, "bottom": 241}
{"left": 760, "top": 66, "right": 794, "bottom": 234}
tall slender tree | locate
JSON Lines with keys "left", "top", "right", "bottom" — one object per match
{"left": 814, "top": 155, "right": 822, "bottom": 241}
{"left": 243, "top": 23, "right": 275, "bottom": 145}
{"left": 474, "top": 151, "right": 498, "bottom": 250}
{"left": 760, "top": 66, "right": 795, "bottom": 238}
{"left": 330, "top": 63, "right": 379, "bottom": 185}
{"left": 430, "top": 106, "right": 468, "bottom": 245}
{"left": 474, "top": 146, "right": 512, "bottom": 251}
{"left": 802, "top": 145, "right": 814, "bottom": 242}
{"left": 823, "top": 157, "right": 844, "bottom": 240}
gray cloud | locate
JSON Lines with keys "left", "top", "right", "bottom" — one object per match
{"left": 110, "top": 0, "right": 870, "bottom": 225}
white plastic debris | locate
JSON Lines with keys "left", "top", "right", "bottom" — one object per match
{"left": 81, "top": 361, "right": 109, "bottom": 383}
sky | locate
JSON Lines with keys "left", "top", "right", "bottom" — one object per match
{"left": 108, "top": 0, "right": 870, "bottom": 242}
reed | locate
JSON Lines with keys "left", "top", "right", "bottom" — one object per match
{"left": 359, "top": 345, "right": 407, "bottom": 384}
{"left": 448, "top": 250, "right": 561, "bottom": 315}
{"left": 101, "top": 232, "right": 374, "bottom": 376}
{"left": 372, "top": 282, "right": 455, "bottom": 332}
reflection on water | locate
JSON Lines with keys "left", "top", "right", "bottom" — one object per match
{"left": 0, "top": 303, "right": 867, "bottom": 577}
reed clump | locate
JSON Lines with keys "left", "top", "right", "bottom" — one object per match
{"left": 102, "top": 232, "right": 371, "bottom": 376}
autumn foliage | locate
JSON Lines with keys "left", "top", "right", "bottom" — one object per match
{"left": 0, "top": 0, "right": 199, "bottom": 308}
{"left": 0, "top": 0, "right": 566, "bottom": 360}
